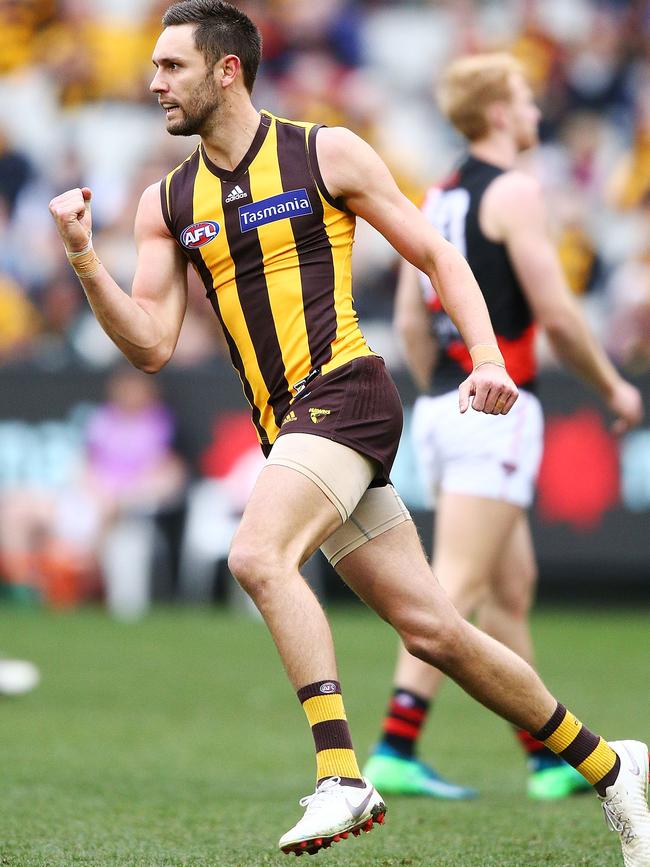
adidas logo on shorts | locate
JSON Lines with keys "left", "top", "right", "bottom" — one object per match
{"left": 225, "top": 185, "right": 247, "bottom": 202}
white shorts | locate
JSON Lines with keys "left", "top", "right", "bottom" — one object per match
{"left": 411, "top": 389, "right": 544, "bottom": 508}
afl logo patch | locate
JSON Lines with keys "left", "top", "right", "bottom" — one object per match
{"left": 180, "top": 220, "right": 220, "bottom": 248}
{"left": 319, "top": 681, "right": 337, "bottom": 694}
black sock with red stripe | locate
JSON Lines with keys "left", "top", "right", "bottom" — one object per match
{"left": 513, "top": 727, "right": 563, "bottom": 771}
{"left": 378, "top": 688, "right": 430, "bottom": 758}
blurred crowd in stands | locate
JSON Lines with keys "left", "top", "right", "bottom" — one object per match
{"left": 1, "top": 0, "right": 650, "bottom": 611}
{"left": 1, "top": 0, "right": 650, "bottom": 372}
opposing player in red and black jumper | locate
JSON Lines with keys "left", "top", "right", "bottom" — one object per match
{"left": 365, "top": 52, "right": 645, "bottom": 810}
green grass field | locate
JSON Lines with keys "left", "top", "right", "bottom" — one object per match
{"left": 0, "top": 603, "right": 647, "bottom": 866}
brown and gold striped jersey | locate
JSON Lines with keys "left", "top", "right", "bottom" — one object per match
{"left": 160, "top": 110, "right": 373, "bottom": 447}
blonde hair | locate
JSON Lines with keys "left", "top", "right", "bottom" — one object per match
{"left": 437, "top": 53, "right": 523, "bottom": 142}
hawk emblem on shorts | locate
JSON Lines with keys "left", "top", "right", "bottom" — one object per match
{"left": 309, "top": 407, "right": 331, "bottom": 424}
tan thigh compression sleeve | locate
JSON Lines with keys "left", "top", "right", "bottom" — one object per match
{"left": 321, "top": 484, "right": 412, "bottom": 567}
{"left": 265, "top": 432, "right": 376, "bottom": 522}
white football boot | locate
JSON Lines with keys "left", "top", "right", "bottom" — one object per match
{"left": 600, "top": 740, "right": 650, "bottom": 866}
{"left": 279, "top": 776, "right": 386, "bottom": 856}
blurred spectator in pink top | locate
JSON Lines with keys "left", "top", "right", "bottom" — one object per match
{"left": 82, "top": 366, "right": 187, "bottom": 618}
{"left": 85, "top": 366, "right": 185, "bottom": 511}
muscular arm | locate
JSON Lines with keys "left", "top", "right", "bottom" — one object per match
{"left": 318, "top": 128, "right": 499, "bottom": 351}
{"left": 49, "top": 184, "right": 188, "bottom": 373}
{"left": 316, "top": 127, "right": 517, "bottom": 414}
{"left": 394, "top": 259, "right": 436, "bottom": 391}
{"left": 487, "top": 172, "right": 643, "bottom": 431}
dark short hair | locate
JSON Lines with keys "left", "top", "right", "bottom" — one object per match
{"left": 162, "top": 0, "right": 262, "bottom": 93}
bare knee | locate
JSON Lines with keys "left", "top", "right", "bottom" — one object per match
{"left": 397, "top": 608, "right": 467, "bottom": 672}
{"left": 492, "top": 564, "right": 538, "bottom": 621}
{"left": 228, "top": 538, "right": 283, "bottom": 601}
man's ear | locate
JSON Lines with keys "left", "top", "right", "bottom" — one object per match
{"left": 219, "top": 53, "right": 241, "bottom": 88}
{"left": 485, "top": 100, "right": 508, "bottom": 131}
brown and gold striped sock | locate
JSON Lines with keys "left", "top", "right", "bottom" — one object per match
{"left": 297, "top": 679, "right": 364, "bottom": 788}
{"left": 533, "top": 702, "right": 620, "bottom": 796}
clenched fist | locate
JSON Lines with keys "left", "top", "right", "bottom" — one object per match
{"left": 607, "top": 378, "right": 644, "bottom": 436}
{"left": 48, "top": 187, "right": 93, "bottom": 253}
{"left": 459, "top": 362, "right": 519, "bottom": 415}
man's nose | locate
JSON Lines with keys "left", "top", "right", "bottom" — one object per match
{"left": 150, "top": 70, "right": 165, "bottom": 93}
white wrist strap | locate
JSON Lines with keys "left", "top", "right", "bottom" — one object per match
{"left": 65, "top": 233, "right": 93, "bottom": 260}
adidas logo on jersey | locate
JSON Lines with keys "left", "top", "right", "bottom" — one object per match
{"left": 225, "top": 185, "right": 247, "bottom": 202}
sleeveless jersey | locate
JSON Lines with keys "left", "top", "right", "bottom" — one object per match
{"left": 160, "top": 110, "right": 372, "bottom": 447}
{"left": 420, "top": 155, "right": 536, "bottom": 394}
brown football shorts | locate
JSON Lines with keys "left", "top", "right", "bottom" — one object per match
{"left": 265, "top": 356, "right": 412, "bottom": 563}
{"left": 271, "top": 355, "right": 404, "bottom": 487}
